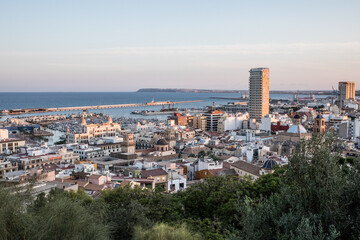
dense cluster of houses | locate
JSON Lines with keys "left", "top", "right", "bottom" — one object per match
{"left": 1, "top": 89, "right": 360, "bottom": 197}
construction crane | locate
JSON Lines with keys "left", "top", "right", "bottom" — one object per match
{"left": 331, "top": 86, "right": 338, "bottom": 96}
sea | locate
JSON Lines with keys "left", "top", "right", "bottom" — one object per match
{"left": 0, "top": 92, "right": 328, "bottom": 121}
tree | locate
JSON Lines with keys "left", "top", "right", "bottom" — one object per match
{"left": 0, "top": 187, "right": 33, "bottom": 239}
{"left": 236, "top": 134, "right": 355, "bottom": 239}
{"left": 107, "top": 200, "right": 152, "bottom": 240}
{"left": 30, "top": 193, "right": 108, "bottom": 240}
{"left": 197, "top": 150, "right": 206, "bottom": 158}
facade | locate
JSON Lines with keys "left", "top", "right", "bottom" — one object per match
{"left": 167, "top": 171, "right": 186, "bottom": 193}
{"left": 90, "top": 142, "right": 122, "bottom": 156}
{"left": 0, "top": 129, "right": 9, "bottom": 139}
{"left": 73, "top": 145, "right": 105, "bottom": 160}
{"left": 249, "top": 68, "right": 270, "bottom": 121}
{"left": 259, "top": 114, "right": 278, "bottom": 132}
{"left": 192, "top": 114, "right": 207, "bottom": 131}
{"left": 338, "top": 81, "right": 355, "bottom": 108}
{"left": 140, "top": 168, "right": 168, "bottom": 190}
{"left": 217, "top": 113, "right": 248, "bottom": 133}
{"left": 16, "top": 154, "right": 63, "bottom": 170}
{"left": 68, "top": 116, "right": 122, "bottom": 143}
{"left": 0, "top": 138, "right": 26, "bottom": 154}
{"left": 168, "top": 113, "right": 190, "bottom": 126}
{"left": 203, "top": 110, "right": 223, "bottom": 132}
{"left": 0, "top": 160, "right": 18, "bottom": 180}
{"left": 339, "top": 118, "right": 360, "bottom": 139}
{"left": 58, "top": 148, "right": 80, "bottom": 163}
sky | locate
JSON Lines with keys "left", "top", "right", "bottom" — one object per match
{"left": 0, "top": 0, "right": 359, "bottom": 92}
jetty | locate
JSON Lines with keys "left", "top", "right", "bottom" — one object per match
{"left": 0, "top": 100, "right": 204, "bottom": 116}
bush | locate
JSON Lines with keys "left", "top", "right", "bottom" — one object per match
{"left": 133, "top": 223, "right": 202, "bottom": 240}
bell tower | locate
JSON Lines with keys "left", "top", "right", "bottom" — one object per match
{"left": 165, "top": 129, "right": 176, "bottom": 148}
{"left": 313, "top": 115, "right": 325, "bottom": 134}
{"left": 122, "top": 133, "right": 135, "bottom": 154}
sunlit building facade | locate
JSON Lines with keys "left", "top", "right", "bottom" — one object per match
{"left": 249, "top": 68, "right": 269, "bottom": 121}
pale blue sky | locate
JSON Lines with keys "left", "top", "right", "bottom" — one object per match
{"left": 0, "top": 0, "right": 359, "bottom": 91}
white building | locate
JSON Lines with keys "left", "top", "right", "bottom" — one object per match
{"left": 217, "top": 113, "right": 249, "bottom": 132}
{"left": 167, "top": 170, "right": 186, "bottom": 193}
{"left": 197, "top": 157, "right": 223, "bottom": 171}
{"left": 259, "top": 114, "right": 278, "bottom": 132}
{"left": 340, "top": 118, "right": 360, "bottom": 139}
{"left": 75, "top": 162, "right": 97, "bottom": 174}
{"left": 0, "top": 129, "right": 9, "bottom": 139}
{"left": 73, "top": 144, "right": 105, "bottom": 160}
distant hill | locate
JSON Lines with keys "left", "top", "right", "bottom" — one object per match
{"left": 137, "top": 88, "right": 244, "bottom": 93}
{"left": 137, "top": 88, "right": 342, "bottom": 95}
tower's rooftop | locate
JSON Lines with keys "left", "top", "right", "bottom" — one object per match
{"left": 250, "top": 67, "right": 269, "bottom": 72}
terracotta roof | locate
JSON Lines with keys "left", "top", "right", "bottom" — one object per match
{"left": 0, "top": 138, "right": 24, "bottom": 143}
{"left": 204, "top": 131, "right": 220, "bottom": 137}
{"left": 219, "top": 169, "right": 237, "bottom": 176}
{"left": 62, "top": 179, "right": 89, "bottom": 187}
{"left": 43, "top": 164, "right": 57, "bottom": 171}
{"left": 143, "top": 154, "right": 178, "bottom": 162}
{"left": 208, "top": 168, "right": 225, "bottom": 176}
{"left": 206, "top": 168, "right": 237, "bottom": 176}
{"left": 231, "top": 161, "right": 261, "bottom": 176}
{"left": 182, "top": 146, "right": 208, "bottom": 154}
{"left": 120, "top": 180, "right": 133, "bottom": 186}
{"left": 223, "top": 162, "right": 231, "bottom": 169}
{"left": 88, "top": 174, "right": 104, "bottom": 180}
{"left": 136, "top": 148, "right": 156, "bottom": 154}
{"left": 111, "top": 177, "right": 154, "bottom": 184}
{"left": 141, "top": 168, "right": 168, "bottom": 178}
{"left": 83, "top": 184, "right": 106, "bottom": 191}
{"left": 92, "top": 191, "right": 102, "bottom": 198}
{"left": 156, "top": 139, "right": 168, "bottom": 145}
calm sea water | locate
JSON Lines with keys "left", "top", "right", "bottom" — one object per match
{"left": 0, "top": 92, "right": 324, "bottom": 120}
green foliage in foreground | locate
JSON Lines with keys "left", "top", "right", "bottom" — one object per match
{"left": 134, "top": 223, "right": 203, "bottom": 240}
{"left": 1, "top": 134, "right": 360, "bottom": 240}
{"left": 0, "top": 189, "right": 108, "bottom": 240}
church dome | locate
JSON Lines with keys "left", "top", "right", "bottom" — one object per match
{"left": 293, "top": 114, "right": 301, "bottom": 119}
{"left": 107, "top": 115, "right": 113, "bottom": 123}
{"left": 156, "top": 139, "right": 168, "bottom": 146}
{"left": 81, "top": 117, "right": 87, "bottom": 125}
{"left": 287, "top": 124, "right": 307, "bottom": 134}
{"left": 262, "top": 159, "right": 278, "bottom": 170}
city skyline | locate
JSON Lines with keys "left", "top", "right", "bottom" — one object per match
{"left": 1, "top": 0, "right": 359, "bottom": 92}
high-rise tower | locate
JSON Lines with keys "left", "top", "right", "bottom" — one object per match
{"left": 338, "top": 81, "right": 355, "bottom": 108}
{"left": 249, "top": 68, "right": 270, "bottom": 121}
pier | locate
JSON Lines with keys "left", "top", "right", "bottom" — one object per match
{"left": 0, "top": 100, "right": 204, "bottom": 116}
